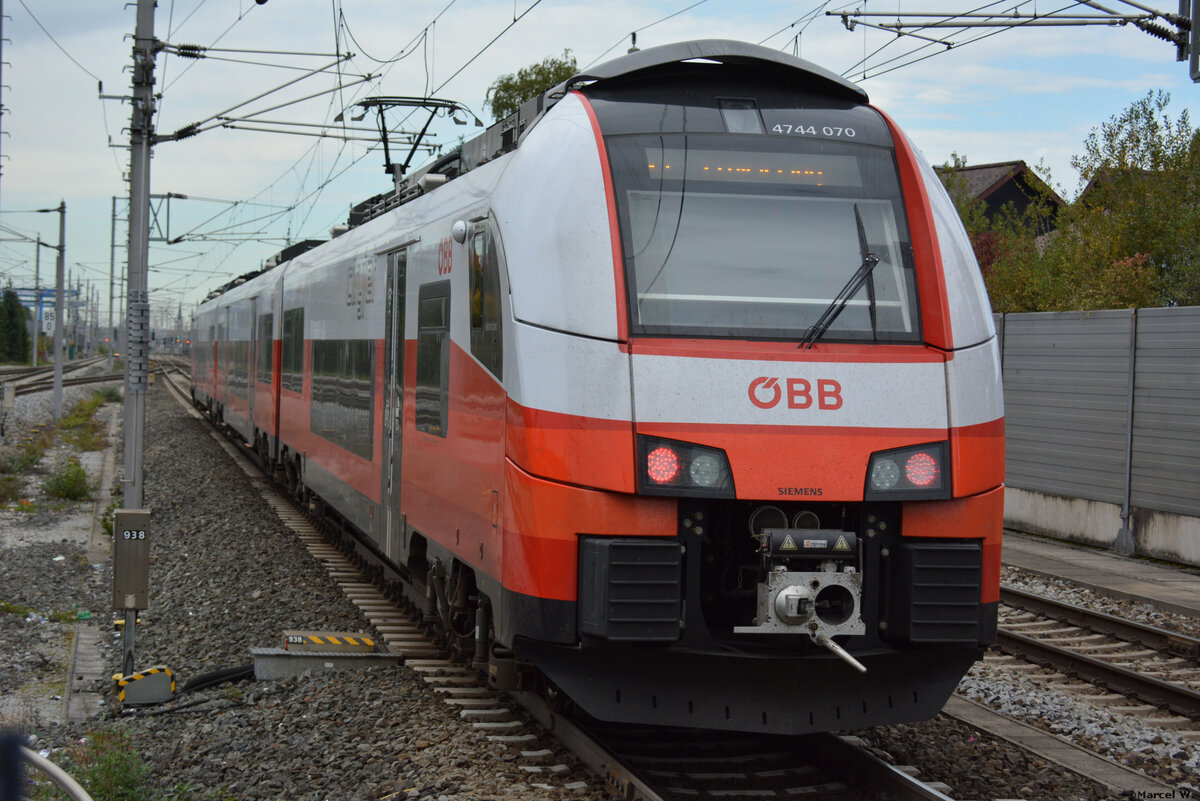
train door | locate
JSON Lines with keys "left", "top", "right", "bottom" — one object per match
{"left": 382, "top": 247, "right": 408, "bottom": 562}
{"left": 217, "top": 313, "right": 227, "bottom": 410}
{"left": 466, "top": 221, "right": 505, "bottom": 576}
{"left": 247, "top": 298, "right": 256, "bottom": 426}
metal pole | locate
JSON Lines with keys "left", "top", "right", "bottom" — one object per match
{"left": 52, "top": 201, "right": 65, "bottom": 420}
{"left": 19, "top": 746, "right": 93, "bottom": 801}
{"left": 109, "top": 196, "right": 116, "bottom": 371}
{"left": 32, "top": 236, "right": 39, "bottom": 368}
{"left": 125, "top": 0, "right": 155, "bottom": 510}
{"left": 0, "top": 0, "right": 5, "bottom": 222}
{"left": 1115, "top": 308, "right": 1138, "bottom": 555}
{"left": 122, "top": 0, "right": 156, "bottom": 677}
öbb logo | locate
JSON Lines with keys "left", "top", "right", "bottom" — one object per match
{"left": 748, "top": 377, "right": 843, "bottom": 410}
{"left": 437, "top": 237, "right": 454, "bottom": 275}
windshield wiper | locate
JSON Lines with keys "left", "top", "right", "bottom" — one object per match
{"left": 799, "top": 204, "right": 880, "bottom": 350}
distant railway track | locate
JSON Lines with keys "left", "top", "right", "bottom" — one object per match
{"left": 13, "top": 372, "right": 123, "bottom": 397}
{"left": 156, "top": 363, "right": 959, "bottom": 801}
{"left": 997, "top": 585, "right": 1200, "bottom": 719}
{"left": 0, "top": 356, "right": 112, "bottom": 396}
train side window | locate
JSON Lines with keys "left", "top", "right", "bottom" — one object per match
{"left": 256, "top": 313, "right": 273, "bottom": 385}
{"left": 282, "top": 307, "right": 304, "bottom": 393}
{"left": 415, "top": 281, "right": 450, "bottom": 437}
{"left": 469, "top": 227, "right": 503, "bottom": 380}
{"left": 310, "top": 338, "right": 374, "bottom": 459}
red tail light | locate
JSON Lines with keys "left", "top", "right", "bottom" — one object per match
{"left": 647, "top": 446, "right": 681, "bottom": 484}
{"left": 905, "top": 452, "right": 939, "bottom": 487}
{"left": 865, "top": 442, "right": 950, "bottom": 500}
{"left": 637, "top": 436, "right": 735, "bottom": 498}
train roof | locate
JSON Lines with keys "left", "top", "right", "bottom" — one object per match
{"left": 199, "top": 41, "right": 869, "bottom": 307}
{"left": 562, "top": 39, "right": 867, "bottom": 102}
{"left": 353, "top": 39, "right": 868, "bottom": 227}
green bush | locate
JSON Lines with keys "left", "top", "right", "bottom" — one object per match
{"left": 0, "top": 473, "right": 22, "bottom": 503}
{"left": 44, "top": 456, "right": 90, "bottom": 501}
{"left": 0, "top": 447, "right": 37, "bottom": 474}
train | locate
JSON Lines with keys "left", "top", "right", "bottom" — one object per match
{"left": 191, "top": 39, "right": 1004, "bottom": 735}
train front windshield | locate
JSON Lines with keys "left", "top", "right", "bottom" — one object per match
{"left": 606, "top": 131, "right": 920, "bottom": 342}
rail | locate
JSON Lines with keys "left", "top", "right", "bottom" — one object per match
{"left": 998, "top": 585, "right": 1200, "bottom": 718}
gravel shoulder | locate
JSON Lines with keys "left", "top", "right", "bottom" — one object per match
{"left": 14, "top": 385, "right": 606, "bottom": 800}
{"left": 1, "top": 382, "right": 117, "bottom": 732}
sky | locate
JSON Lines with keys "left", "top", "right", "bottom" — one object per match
{"left": 1, "top": 0, "right": 1196, "bottom": 330}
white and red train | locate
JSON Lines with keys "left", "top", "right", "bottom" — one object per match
{"left": 191, "top": 40, "right": 1004, "bottom": 735}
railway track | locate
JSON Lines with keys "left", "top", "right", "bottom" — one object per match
{"left": 155, "top": 363, "right": 959, "bottom": 801}
{"left": 0, "top": 356, "right": 114, "bottom": 396}
{"left": 996, "top": 585, "right": 1200, "bottom": 721}
{"left": 14, "top": 371, "right": 123, "bottom": 396}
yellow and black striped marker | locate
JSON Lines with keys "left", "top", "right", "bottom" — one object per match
{"left": 282, "top": 630, "right": 376, "bottom": 653}
{"left": 113, "top": 666, "right": 175, "bottom": 705}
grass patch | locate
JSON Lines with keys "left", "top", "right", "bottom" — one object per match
{"left": 0, "top": 600, "right": 34, "bottom": 617}
{"left": 31, "top": 728, "right": 148, "bottom": 801}
{"left": 27, "top": 727, "right": 211, "bottom": 801}
{"left": 59, "top": 394, "right": 109, "bottom": 451}
{"left": 98, "top": 386, "right": 122, "bottom": 404}
{"left": 100, "top": 501, "right": 118, "bottom": 537}
{"left": 43, "top": 456, "right": 90, "bottom": 501}
{"left": 0, "top": 446, "right": 41, "bottom": 474}
{"left": 0, "top": 472, "right": 22, "bottom": 503}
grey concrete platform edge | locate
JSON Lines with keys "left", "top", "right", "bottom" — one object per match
{"left": 943, "top": 695, "right": 1175, "bottom": 795}
{"left": 251, "top": 647, "right": 401, "bottom": 681}
{"left": 1002, "top": 530, "right": 1200, "bottom": 619}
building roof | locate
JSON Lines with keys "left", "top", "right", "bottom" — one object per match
{"left": 937, "top": 160, "right": 1064, "bottom": 206}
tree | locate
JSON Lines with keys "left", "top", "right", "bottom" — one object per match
{"left": 1064, "top": 91, "right": 1200, "bottom": 306}
{"left": 937, "top": 154, "right": 1062, "bottom": 312}
{"left": 485, "top": 50, "right": 577, "bottom": 121}
{"left": 0, "top": 289, "right": 31, "bottom": 364}
{"left": 941, "top": 93, "right": 1200, "bottom": 312}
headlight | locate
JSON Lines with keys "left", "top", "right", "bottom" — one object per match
{"left": 864, "top": 442, "right": 951, "bottom": 500}
{"left": 637, "top": 436, "right": 734, "bottom": 498}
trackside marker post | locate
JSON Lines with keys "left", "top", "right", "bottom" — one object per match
{"left": 112, "top": 508, "right": 173, "bottom": 703}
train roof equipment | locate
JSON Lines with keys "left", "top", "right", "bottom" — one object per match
{"left": 349, "top": 39, "right": 870, "bottom": 229}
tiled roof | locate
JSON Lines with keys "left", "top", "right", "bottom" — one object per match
{"left": 939, "top": 161, "right": 1023, "bottom": 201}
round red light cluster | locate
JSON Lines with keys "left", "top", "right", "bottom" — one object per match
{"left": 647, "top": 446, "right": 681, "bottom": 484}
{"left": 905, "top": 452, "right": 939, "bottom": 487}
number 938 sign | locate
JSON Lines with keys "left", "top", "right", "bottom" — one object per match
{"left": 112, "top": 509, "right": 152, "bottom": 611}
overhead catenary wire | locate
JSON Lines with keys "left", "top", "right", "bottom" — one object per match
{"left": 837, "top": 0, "right": 1025, "bottom": 74}
{"left": 584, "top": 0, "right": 711, "bottom": 69}
{"left": 431, "top": 0, "right": 546, "bottom": 94}
{"left": 163, "top": 1, "right": 265, "bottom": 92}
{"left": 16, "top": 0, "right": 127, "bottom": 179}
{"left": 758, "top": 0, "right": 840, "bottom": 48}
{"left": 15, "top": 0, "right": 102, "bottom": 82}
{"left": 852, "top": 6, "right": 1086, "bottom": 79}
{"left": 154, "top": 2, "right": 455, "bottom": 263}
{"left": 173, "top": 0, "right": 543, "bottom": 265}
{"left": 838, "top": 0, "right": 1087, "bottom": 77}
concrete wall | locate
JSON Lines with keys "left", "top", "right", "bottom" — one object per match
{"left": 1006, "top": 487, "right": 1200, "bottom": 567}
{"left": 998, "top": 307, "right": 1200, "bottom": 567}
